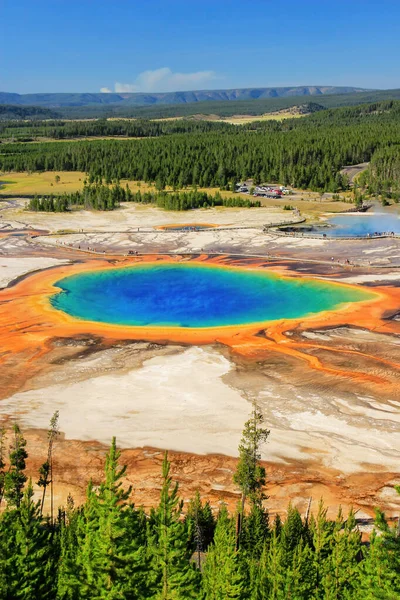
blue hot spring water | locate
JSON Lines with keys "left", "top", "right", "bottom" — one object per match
{"left": 325, "top": 213, "right": 400, "bottom": 237}
{"left": 50, "top": 263, "right": 372, "bottom": 328}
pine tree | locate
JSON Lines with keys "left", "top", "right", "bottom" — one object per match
{"left": 240, "top": 501, "right": 269, "bottom": 560}
{"left": 234, "top": 407, "right": 270, "bottom": 505}
{"left": 202, "top": 505, "right": 246, "bottom": 600}
{"left": 70, "top": 481, "right": 100, "bottom": 599}
{"left": 252, "top": 513, "right": 316, "bottom": 600}
{"left": 119, "top": 505, "right": 150, "bottom": 599}
{"left": 357, "top": 489, "right": 400, "bottom": 599}
{"left": 233, "top": 407, "right": 269, "bottom": 547}
{"left": 309, "top": 500, "right": 335, "bottom": 599}
{"left": 321, "top": 508, "right": 362, "bottom": 599}
{"left": 57, "top": 494, "right": 82, "bottom": 600}
{"left": 63, "top": 438, "right": 151, "bottom": 599}
{"left": 241, "top": 503, "right": 270, "bottom": 599}
{"left": 95, "top": 437, "right": 150, "bottom": 599}
{"left": 148, "top": 452, "right": 200, "bottom": 599}
{"left": 285, "top": 539, "right": 317, "bottom": 599}
{"left": 0, "top": 426, "right": 6, "bottom": 506}
{"left": 262, "top": 529, "right": 286, "bottom": 599}
{"left": 37, "top": 410, "right": 59, "bottom": 520}
{"left": 279, "top": 504, "right": 304, "bottom": 568}
{"left": 186, "top": 490, "right": 215, "bottom": 568}
{"left": 0, "top": 481, "right": 55, "bottom": 599}
{"left": 95, "top": 437, "right": 132, "bottom": 596}
{"left": 250, "top": 540, "right": 269, "bottom": 600}
{"left": 357, "top": 529, "right": 400, "bottom": 599}
{"left": 4, "top": 424, "right": 28, "bottom": 508}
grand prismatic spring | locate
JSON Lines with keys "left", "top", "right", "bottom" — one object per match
{"left": 50, "top": 263, "right": 374, "bottom": 328}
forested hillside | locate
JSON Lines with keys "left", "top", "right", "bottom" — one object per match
{"left": 0, "top": 86, "right": 365, "bottom": 108}
{"left": 14, "top": 87, "right": 400, "bottom": 120}
{"left": 359, "top": 146, "right": 400, "bottom": 199}
{"left": 0, "top": 105, "right": 60, "bottom": 121}
{"left": 0, "top": 412, "right": 399, "bottom": 599}
{"left": 1, "top": 100, "right": 400, "bottom": 192}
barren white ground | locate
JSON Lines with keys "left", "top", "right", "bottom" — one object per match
{"left": 1, "top": 344, "right": 399, "bottom": 486}
{"left": 3, "top": 199, "right": 293, "bottom": 232}
{"left": 0, "top": 257, "right": 69, "bottom": 288}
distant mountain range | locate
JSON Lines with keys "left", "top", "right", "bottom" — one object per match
{"left": 0, "top": 86, "right": 369, "bottom": 108}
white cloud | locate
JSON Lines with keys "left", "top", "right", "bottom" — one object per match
{"left": 101, "top": 67, "right": 218, "bottom": 94}
{"left": 100, "top": 87, "right": 112, "bottom": 93}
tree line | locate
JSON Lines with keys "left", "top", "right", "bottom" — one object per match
{"left": 0, "top": 410, "right": 399, "bottom": 599}
{"left": 0, "top": 118, "right": 234, "bottom": 142}
{"left": 27, "top": 184, "right": 262, "bottom": 212}
{"left": 28, "top": 184, "right": 121, "bottom": 212}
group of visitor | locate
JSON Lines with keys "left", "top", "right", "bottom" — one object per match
{"left": 367, "top": 231, "right": 394, "bottom": 237}
{"left": 366, "top": 231, "right": 396, "bottom": 237}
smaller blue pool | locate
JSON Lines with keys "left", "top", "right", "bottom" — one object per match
{"left": 325, "top": 213, "right": 400, "bottom": 238}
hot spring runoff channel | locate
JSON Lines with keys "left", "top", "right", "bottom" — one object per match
{"left": 51, "top": 263, "right": 372, "bottom": 328}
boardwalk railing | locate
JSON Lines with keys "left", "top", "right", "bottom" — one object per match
{"left": 269, "top": 230, "right": 400, "bottom": 241}
{"left": 340, "top": 203, "right": 373, "bottom": 213}
{"left": 34, "top": 218, "right": 306, "bottom": 237}
{"left": 263, "top": 217, "right": 305, "bottom": 231}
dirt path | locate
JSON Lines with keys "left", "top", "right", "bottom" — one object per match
{"left": 341, "top": 162, "right": 369, "bottom": 184}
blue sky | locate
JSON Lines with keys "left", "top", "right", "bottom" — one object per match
{"left": 2, "top": 0, "right": 400, "bottom": 93}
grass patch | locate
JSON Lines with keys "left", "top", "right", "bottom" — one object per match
{"left": 0, "top": 171, "right": 244, "bottom": 199}
{"left": 221, "top": 112, "right": 306, "bottom": 125}
{"left": 0, "top": 172, "right": 85, "bottom": 195}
